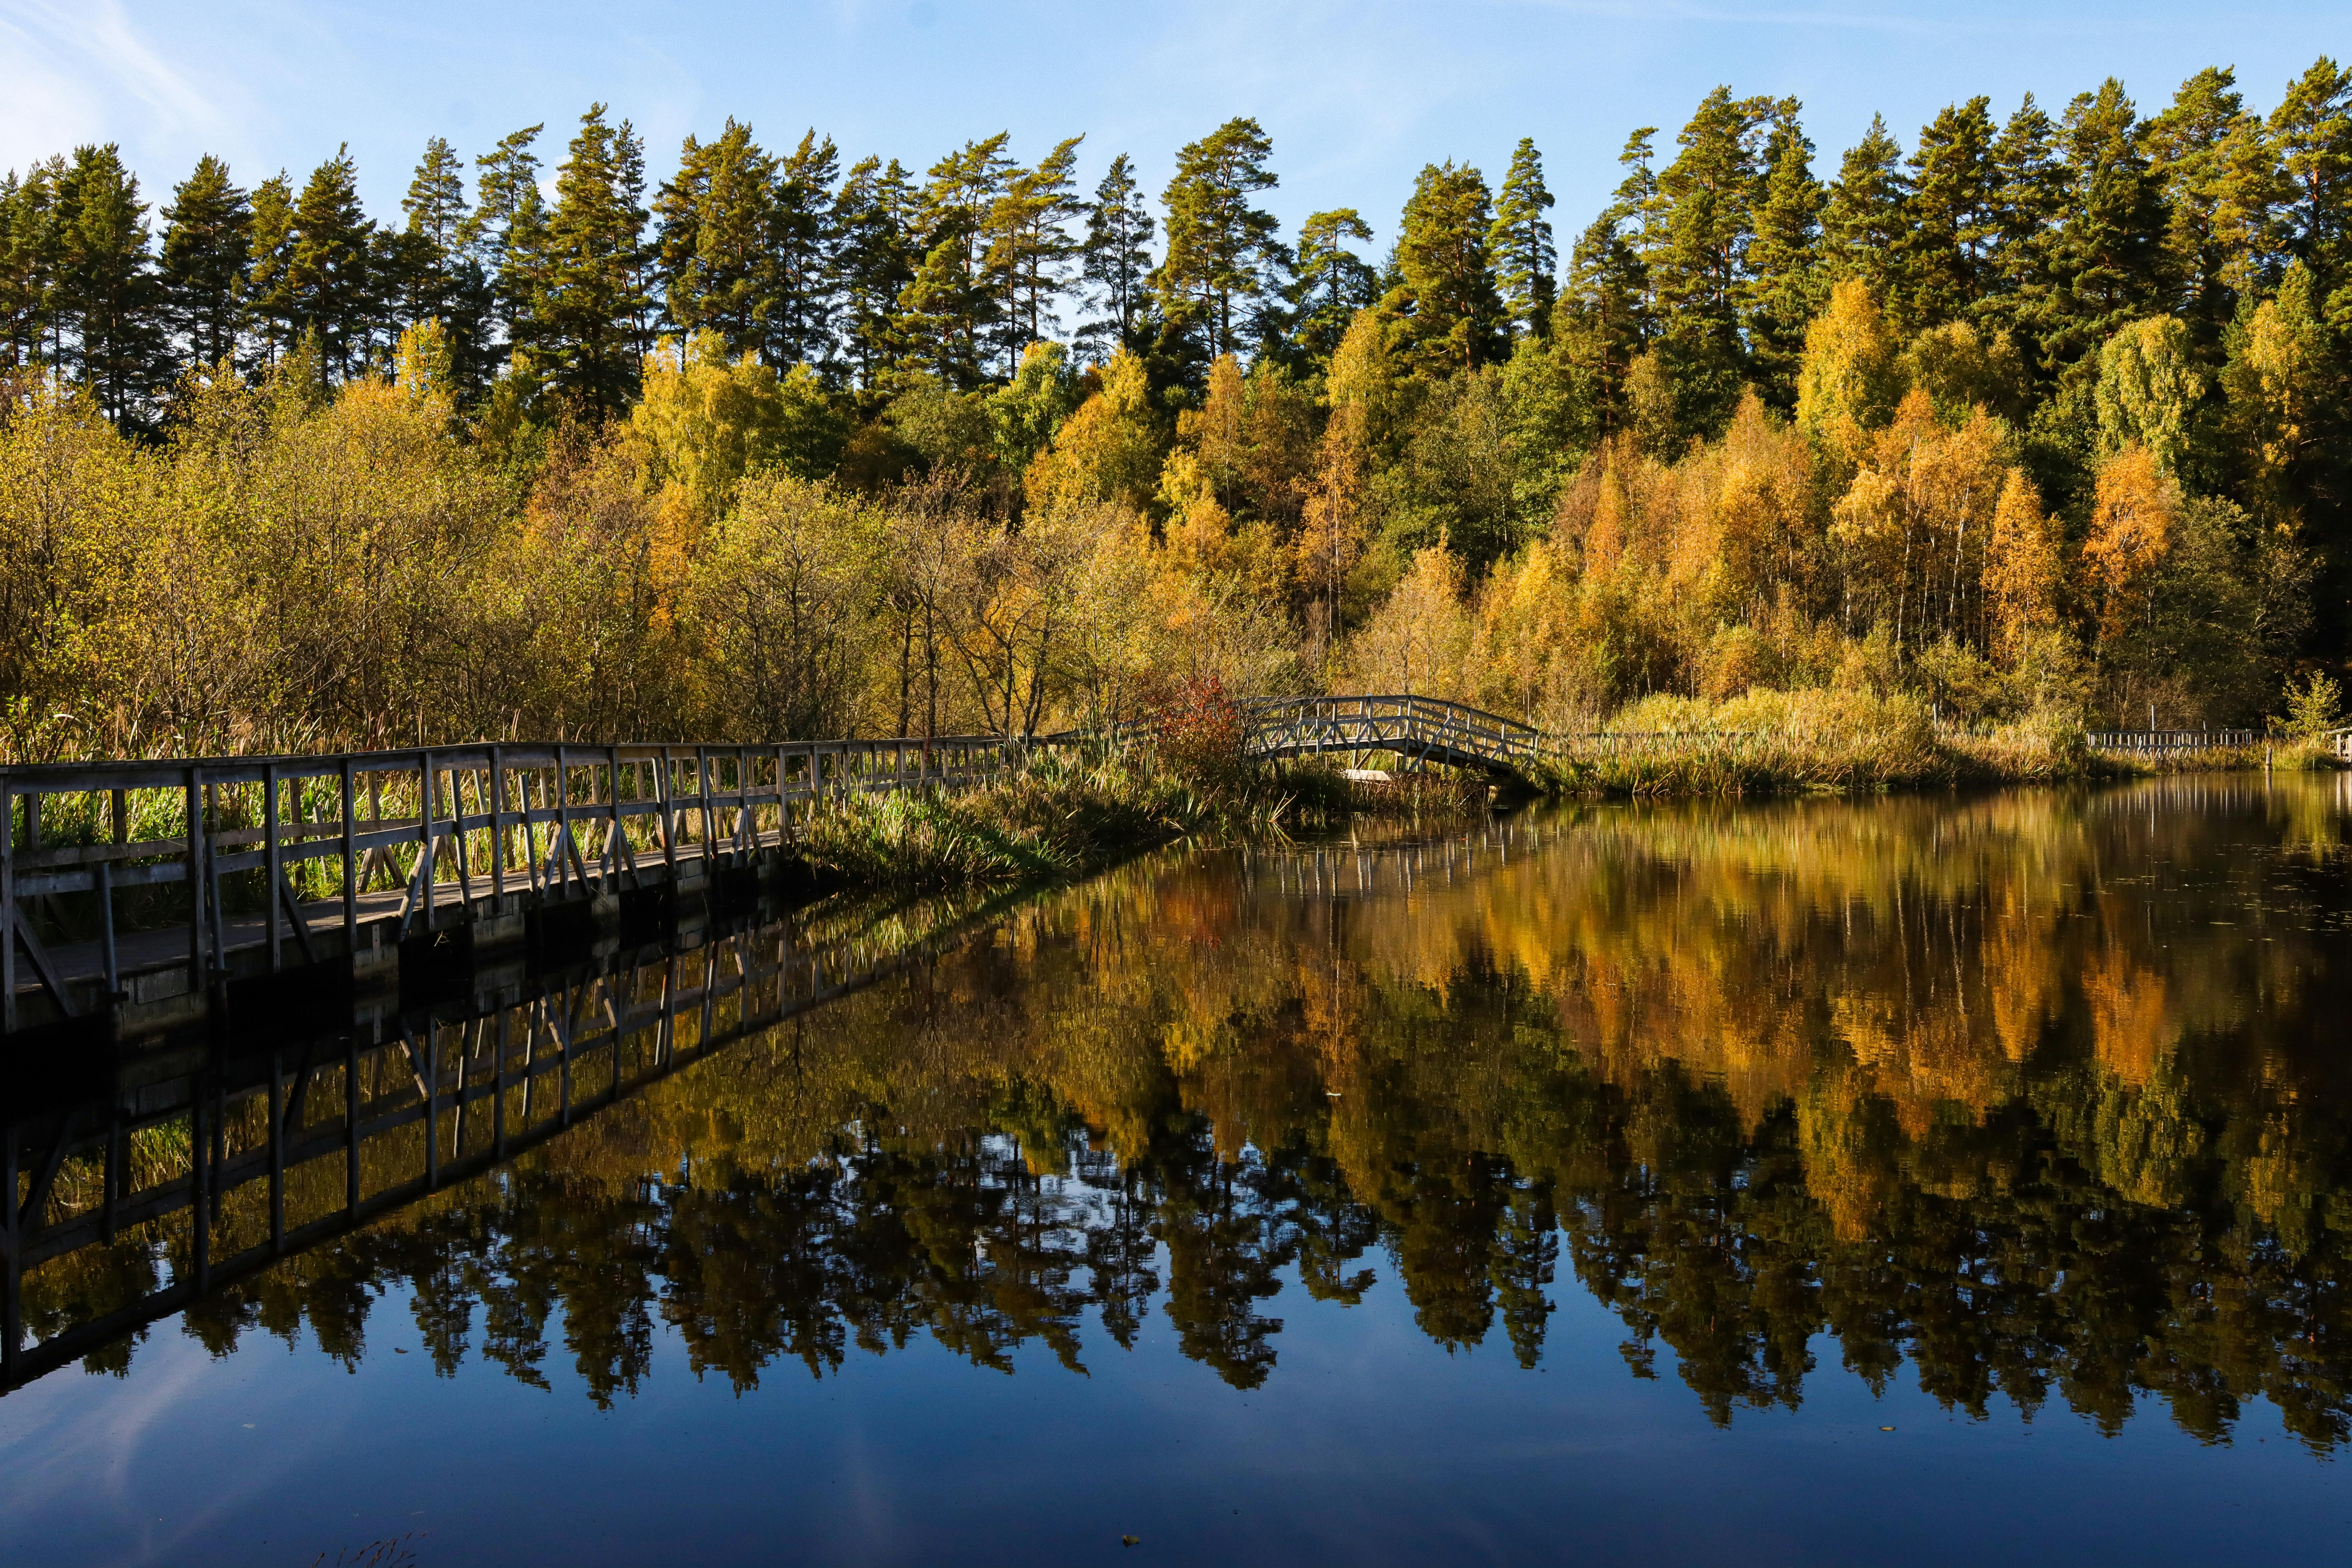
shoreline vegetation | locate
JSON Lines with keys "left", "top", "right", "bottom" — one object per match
{"left": 795, "top": 702, "right": 2344, "bottom": 897}
{"left": 9, "top": 68, "right": 2352, "bottom": 885}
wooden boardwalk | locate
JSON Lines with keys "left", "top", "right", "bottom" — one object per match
{"left": 2, "top": 736, "right": 1022, "bottom": 1039}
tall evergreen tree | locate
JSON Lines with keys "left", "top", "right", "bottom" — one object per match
{"left": 1078, "top": 152, "right": 1155, "bottom": 361}
{"left": 1978, "top": 95, "right": 2070, "bottom": 369}
{"left": 525, "top": 104, "right": 652, "bottom": 414}
{"left": 158, "top": 154, "right": 249, "bottom": 374}
{"left": 2045, "top": 79, "right": 2172, "bottom": 375}
{"left": 1900, "top": 96, "right": 1999, "bottom": 328}
{"left": 1386, "top": 161, "right": 1508, "bottom": 377}
{"left": 773, "top": 130, "right": 842, "bottom": 371}
{"left": 53, "top": 144, "right": 162, "bottom": 419}
{"left": 242, "top": 171, "right": 298, "bottom": 372}
{"left": 831, "top": 155, "right": 916, "bottom": 391}
{"left": 2148, "top": 68, "right": 2281, "bottom": 348}
{"left": 287, "top": 146, "right": 377, "bottom": 380}
{"left": 0, "top": 161, "right": 63, "bottom": 366}
{"left": 475, "top": 124, "right": 547, "bottom": 379}
{"left": 398, "top": 136, "right": 494, "bottom": 397}
{"left": 985, "top": 134, "right": 1084, "bottom": 364}
{"left": 2269, "top": 56, "right": 2352, "bottom": 278}
{"left": 1488, "top": 138, "right": 1558, "bottom": 338}
{"left": 1648, "top": 87, "right": 1770, "bottom": 427}
{"left": 1820, "top": 114, "right": 1911, "bottom": 302}
{"left": 1289, "top": 208, "right": 1377, "bottom": 367}
{"left": 1742, "top": 101, "right": 1823, "bottom": 407}
{"left": 656, "top": 119, "right": 782, "bottom": 357}
{"left": 898, "top": 133, "right": 1013, "bottom": 389}
{"left": 1555, "top": 134, "right": 1659, "bottom": 436}
{"left": 1157, "top": 118, "right": 1281, "bottom": 366}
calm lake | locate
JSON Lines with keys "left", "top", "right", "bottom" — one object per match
{"left": 6, "top": 774, "right": 2352, "bottom": 1565}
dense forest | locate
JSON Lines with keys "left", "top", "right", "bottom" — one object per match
{"left": 3, "top": 61, "right": 2351, "bottom": 756}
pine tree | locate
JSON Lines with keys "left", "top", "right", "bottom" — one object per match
{"left": 1555, "top": 137, "right": 1657, "bottom": 437}
{"left": 158, "top": 154, "right": 249, "bottom": 374}
{"left": 772, "top": 130, "right": 841, "bottom": 371}
{"left": 2045, "top": 80, "right": 2172, "bottom": 375}
{"left": 1820, "top": 115, "right": 1911, "bottom": 301}
{"left": 1289, "top": 209, "right": 1377, "bottom": 367}
{"left": 1387, "top": 161, "right": 1508, "bottom": 378}
{"left": 1157, "top": 118, "right": 1281, "bottom": 366}
{"left": 898, "top": 133, "right": 1013, "bottom": 389}
{"left": 0, "top": 161, "right": 63, "bottom": 366}
{"left": 242, "top": 171, "right": 298, "bottom": 371}
{"left": 831, "top": 155, "right": 916, "bottom": 391}
{"left": 1648, "top": 87, "right": 1771, "bottom": 429}
{"left": 656, "top": 119, "right": 782, "bottom": 356}
{"left": 1078, "top": 153, "right": 1155, "bottom": 361}
{"left": 288, "top": 146, "right": 377, "bottom": 380}
{"left": 474, "top": 123, "right": 547, "bottom": 380}
{"left": 53, "top": 144, "right": 163, "bottom": 419}
{"left": 1742, "top": 100, "right": 1823, "bottom": 408}
{"left": 1488, "top": 138, "right": 1557, "bottom": 338}
{"left": 2148, "top": 68, "right": 2281, "bottom": 348}
{"left": 985, "top": 134, "right": 1083, "bottom": 364}
{"left": 526, "top": 105, "right": 652, "bottom": 414}
{"left": 1978, "top": 95, "right": 2069, "bottom": 370}
{"left": 1900, "top": 97, "right": 1998, "bottom": 329}
{"left": 2269, "top": 57, "right": 2352, "bottom": 278}
{"left": 398, "top": 136, "right": 494, "bottom": 398}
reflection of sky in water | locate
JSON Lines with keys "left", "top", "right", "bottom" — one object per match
{"left": 5, "top": 775, "right": 2352, "bottom": 1565}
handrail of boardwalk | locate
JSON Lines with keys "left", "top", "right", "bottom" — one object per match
{"left": 0, "top": 735, "right": 1051, "bottom": 1034}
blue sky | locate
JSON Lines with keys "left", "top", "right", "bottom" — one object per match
{"left": 2, "top": 1, "right": 2346, "bottom": 253}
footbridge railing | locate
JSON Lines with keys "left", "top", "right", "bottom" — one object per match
{"left": 1239, "top": 695, "right": 1542, "bottom": 773}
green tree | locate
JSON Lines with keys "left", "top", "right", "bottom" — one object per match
{"left": 2148, "top": 68, "right": 2282, "bottom": 348}
{"left": 397, "top": 136, "right": 493, "bottom": 397}
{"left": 1900, "top": 97, "right": 1998, "bottom": 329}
{"left": 772, "top": 130, "right": 842, "bottom": 372}
{"left": 1157, "top": 118, "right": 1281, "bottom": 366}
{"left": 1489, "top": 138, "right": 1557, "bottom": 338}
{"left": 898, "top": 133, "right": 1014, "bottom": 390}
{"left": 831, "top": 156, "right": 917, "bottom": 391}
{"left": 985, "top": 135, "right": 1084, "bottom": 362}
{"left": 1078, "top": 153, "right": 1156, "bottom": 361}
{"left": 287, "top": 146, "right": 378, "bottom": 381}
{"left": 1743, "top": 102, "right": 1823, "bottom": 408}
{"left": 0, "top": 161, "right": 64, "bottom": 365}
{"left": 1821, "top": 115, "right": 1911, "bottom": 302}
{"left": 1979, "top": 95, "right": 2071, "bottom": 375}
{"left": 474, "top": 123, "right": 548, "bottom": 379}
{"left": 522, "top": 104, "right": 653, "bottom": 415}
{"left": 2269, "top": 57, "right": 2352, "bottom": 277}
{"left": 1288, "top": 208, "right": 1377, "bottom": 369}
{"left": 1648, "top": 87, "right": 1770, "bottom": 432}
{"left": 655, "top": 119, "right": 783, "bottom": 359}
{"left": 53, "top": 144, "right": 163, "bottom": 420}
{"left": 1386, "top": 161, "right": 1508, "bottom": 378}
{"left": 2045, "top": 80, "right": 2173, "bottom": 376}
{"left": 158, "top": 153, "right": 249, "bottom": 373}
{"left": 242, "top": 171, "right": 298, "bottom": 371}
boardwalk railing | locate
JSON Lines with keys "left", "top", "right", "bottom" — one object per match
{"left": 1240, "top": 695, "right": 1542, "bottom": 771}
{"left": 2, "top": 735, "right": 1027, "bottom": 1037}
{"left": 2086, "top": 728, "right": 2262, "bottom": 757}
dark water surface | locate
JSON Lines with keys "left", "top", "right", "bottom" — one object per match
{"left": 7, "top": 775, "right": 2352, "bottom": 1565}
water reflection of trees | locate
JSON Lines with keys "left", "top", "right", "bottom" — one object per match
{"left": 27, "top": 776, "right": 2352, "bottom": 1447}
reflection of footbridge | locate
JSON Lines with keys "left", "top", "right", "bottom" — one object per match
{"left": 0, "top": 900, "right": 992, "bottom": 1393}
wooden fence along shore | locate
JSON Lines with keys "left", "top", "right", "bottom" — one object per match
{"left": 6, "top": 701, "right": 2351, "bottom": 1042}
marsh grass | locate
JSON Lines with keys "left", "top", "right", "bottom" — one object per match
{"left": 801, "top": 749, "right": 1360, "bottom": 893}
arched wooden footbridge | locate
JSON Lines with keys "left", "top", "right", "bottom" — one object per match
{"left": 1239, "top": 695, "right": 1540, "bottom": 775}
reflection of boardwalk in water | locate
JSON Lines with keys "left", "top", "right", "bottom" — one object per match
{"left": 0, "top": 897, "right": 993, "bottom": 1393}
